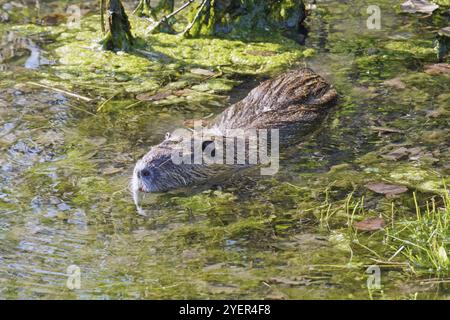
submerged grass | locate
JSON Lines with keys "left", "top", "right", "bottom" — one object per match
{"left": 386, "top": 190, "right": 450, "bottom": 274}
{"left": 1, "top": 0, "right": 449, "bottom": 299}
{"left": 315, "top": 185, "right": 450, "bottom": 278}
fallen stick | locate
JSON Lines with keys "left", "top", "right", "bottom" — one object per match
{"left": 27, "top": 81, "right": 93, "bottom": 102}
{"left": 147, "top": 0, "right": 196, "bottom": 33}
{"left": 97, "top": 92, "right": 119, "bottom": 112}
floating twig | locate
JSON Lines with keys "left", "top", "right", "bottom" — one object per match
{"left": 27, "top": 81, "right": 93, "bottom": 102}
{"left": 97, "top": 92, "right": 119, "bottom": 112}
{"left": 125, "top": 100, "right": 143, "bottom": 109}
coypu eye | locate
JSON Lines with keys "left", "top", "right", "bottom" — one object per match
{"left": 141, "top": 169, "right": 151, "bottom": 177}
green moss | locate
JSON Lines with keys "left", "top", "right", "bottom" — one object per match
{"left": 384, "top": 40, "right": 435, "bottom": 57}
{"left": 34, "top": 13, "right": 308, "bottom": 108}
{"left": 432, "top": 0, "right": 450, "bottom": 5}
{"left": 389, "top": 166, "right": 449, "bottom": 193}
{"left": 2, "top": 0, "right": 450, "bottom": 300}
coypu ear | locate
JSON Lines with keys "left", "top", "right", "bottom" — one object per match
{"left": 202, "top": 140, "right": 215, "bottom": 157}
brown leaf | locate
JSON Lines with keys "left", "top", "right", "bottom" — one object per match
{"left": 424, "top": 63, "right": 450, "bottom": 76}
{"left": 354, "top": 217, "right": 386, "bottom": 232}
{"left": 41, "top": 13, "right": 67, "bottom": 26}
{"left": 365, "top": 183, "right": 408, "bottom": 196}
{"left": 173, "top": 89, "right": 191, "bottom": 97}
{"left": 136, "top": 91, "right": 172, "bottom": 101}
{"left": 400, "top": 0, "right": 439, "bottom": 14}
{"left": 381, "top": 147, "right": 410, "bottom": 161}
{"left": 183, "top": 119, "right": 209, "bottom": 128}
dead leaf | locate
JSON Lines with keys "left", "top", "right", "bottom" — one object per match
{"left": 183, "top": 119, "right": 209, "bottom": 128}
{"left": 381, "top": 147, "right": 410, "bottom": 161}
{"left": 365, "top": 183, "right": 408, "bottom": 196}
{"left": 383, "top": 78, "right": 406, "bottom": 90}
{"left": 424, "top": 63, "right": 450, "bottom": 76}
{"left": 136, "top": 91, "right": 172, "bottom": 101}
{"left": 246, "top": 50, "right": 277, "bottom": 56}
{"left": 173, "top": 89, "right": 192, "bottom": 97}
{"left": 354, "top": 217, "right": 386, "bottom": 232}
{"left": 190, "top": 68, "right": 216, "bottom": 77}
{"left": 400, "top": 0, "right": 439, "bottom": 14}
{"left": 40, "top": 13, "right": 67, "bottom": 26}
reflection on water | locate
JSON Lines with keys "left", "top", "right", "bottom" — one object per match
{"left": 0, "top": 31, "right": 50, "bottom": 69}
{"left": 0, "top": 0, "right": 449, "bottom": 299}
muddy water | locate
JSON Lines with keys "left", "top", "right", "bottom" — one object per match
{"left": 0, "top": 0, "right": 449, "bottom": 299}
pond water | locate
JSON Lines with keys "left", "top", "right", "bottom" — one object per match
{"left": 0, "top": 0, "right": 449, "bottom": 299}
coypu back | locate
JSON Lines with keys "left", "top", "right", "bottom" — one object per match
{"left": 211, "top": 68, "right": 337, "bottom": 141}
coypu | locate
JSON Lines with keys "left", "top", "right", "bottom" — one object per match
{"left": 132, "top": 68, "right": 338, "bottom": 212}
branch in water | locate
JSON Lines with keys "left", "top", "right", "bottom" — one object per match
{"left": 147, "top": 0, "right": 196, "bottom": 34}
{"left": 182, "top": 0, "right": 209, "bottom": 38}
{"left": 133, "top": 0, "right": 155, "bottom": 18}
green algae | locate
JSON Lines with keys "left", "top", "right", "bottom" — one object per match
{"left": 36, "top": 13, "right": 307, "bottom": 108}
{"left": 1, "top": 0, "right": 450, "bottom": 300}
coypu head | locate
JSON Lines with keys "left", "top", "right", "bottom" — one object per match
{"left": 131, "top": 68, "right": 337, "bottom": 212}
{"left": 131, "top": 128, "right": 231, "bottom": 212}
{"left": 132, "top": 131, "right": 217, "bottom": 192}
